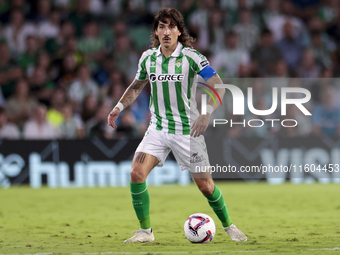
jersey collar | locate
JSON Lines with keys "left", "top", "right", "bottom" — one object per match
{"left": 156, "top": 42, "right": 183, "bottom": 58}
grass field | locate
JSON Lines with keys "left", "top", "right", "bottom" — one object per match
{"left": 0, "top": 182, "right": 339, "bottom": 255}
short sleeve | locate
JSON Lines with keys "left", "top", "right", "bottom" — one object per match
{"left": 135, "top": 52, "right": 149, "bottom": 81}
{"left": 184, "top": 49, "right": 210, "bottom": 74}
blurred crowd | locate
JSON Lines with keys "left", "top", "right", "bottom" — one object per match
{"left": 0, "top": 0, "right": 340, "bottom": 140}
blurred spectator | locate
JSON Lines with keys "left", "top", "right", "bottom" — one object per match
{"left": 262, "top": 0, "right": 282, "bottom": 30}
{"left": 297, "top": 49, "right": 321, "bottom": 78}
{"left": 46, "top": 88, "right": 66, "bottom": 128}
{"left": 0, "top": 22, "right": 3, "bottom": 42}
{"left": 68, "top": 65, "right": 98, "bottom": 111}
{"left": 0, "top": 42, "right": 23, "bottom": 98}
{"left": 93, "top": 56, "right": 115, "bottom": 89}
{"left": 68, "top": 0, "right": 93, "bottom": 36}
{"left": 60, "top": 102, "right": 85, "bottom": 139}
{"left": 0, "top": 0, "right": 26, "bottom": 25}
{"left": 2, "top": 9, "right": 36, "bottom": 56}
{"left": 308, "top": 30, "right": 333, "bottom": 69}
{"left": 305, "top": 17, "right": 336, "bottom": 47}
{"left": 17, "top": 35, "right": 38, "bottom": 73}
{"left": 251, "top": 29, "right": 283, "bottom": 76}
{"left": 28, "top": 66, "right": 55, "bottom": 106}
{"left": 318, "top": 0, "right": 339, "bottom": 23}
{"left": 221, "top": 0, "right": 261, "bottom": 26}
{"left": 0, "top": 87, "right": 5, "bottom": 107}
{"left": 208, "top": 9, "right": 225, "bottom": 54}
{"left": 112, "top": 20, "right": 128, "bottom": 39}
{"left": 266, "top": 60, "right": 290, "bottom": 91}
{"left": 187, "top": 0, "right": 214, "bottom": 51}
{"left": 276, "top": 21, "right": 304, "bottom": 70}
{"left": 211, "top": 31, "right": 250, "bottom": 78}
{"left": 77, "top": 20, "right": 105, "bottom": 70}
{"left": 232, "top": 8, "right": 260, "bottom": 51}
{"left": 81, "top": 94, "right": 98, "bottom": 123}
{"left": 103, "top": 80, "right": 125, "bottom": 109}
{"left": 29, "top": 0, "right": 51, "bottom": 24}
{"left": 98, "top": 68, "right": 126, "bottom": 100}
{"left": 85, "top": 103, "right": 113, "bottom": 138}
{"left": 56, "top": 35, "right": 84, "bottom": 65}
{"left": 115, "top": 109, "right": 139, "bottom": 138}
{"left": 0, "top": 107, "right": 20, "bottom": 139}
{"left": 291, "top": 0, "right": 321, "bottom": 21}
{"left": 310, "top": 68, "right": 334, "bottom": 104}
{"left": 36, "top": 7, "right": 61, "bottom": 42}
{"left": 55, "top": 52, "right": 78, "bottom": 89}
{"left": 44, "top": 20, "right": 75, "bottom": 56}
{"left": 122, "top": 0, "right": 154, "bottom": 27}
{"left": 23, "top": 104, "right": 59, "bottom": 139}
{"left": 273, "top": 59, "right": 289, "bottom": 78}
{"left": 5, "top": 79, "right": 38, "bottom": 129}
{"left": 266, "top": 0, "right": 306, "bottom": 42}
{"left": 326, "top": 13, "right": 340, "bottom": 74}
{"left": 106, "top": 0, "right": 125, "bottom": 18}
{"left": 35, "top": 51, "right": 52, "bottom": 78}
{"left": 130, "top": 89, "right": 151, "bottom": 127}
{"left": 312, "top": 86, "right": 340, "bottom": 136}
{"left": 53, "top": 0, "right": 72, "bottom": 10}
{"left": 89, "top": 0, "right": 105, "bottom": 16}
{"left": 113, "top": 36, "right": 138, "bottom": 81}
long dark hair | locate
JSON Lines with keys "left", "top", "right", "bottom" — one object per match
{"left": 151, "top": 7, "right": 195, "bottom": 48}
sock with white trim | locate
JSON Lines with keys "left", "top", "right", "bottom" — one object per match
{"left": 205, "top": 185, "right": 232, "bottom": 227}
{"left": 130, "top": 181, "right": 151, "bottom": 229}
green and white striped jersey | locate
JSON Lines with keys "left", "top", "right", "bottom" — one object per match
{"left": 135, "top": 42, "right": 209, "bottom": 135}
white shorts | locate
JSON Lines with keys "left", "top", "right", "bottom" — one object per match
{"left": 135, "top": 127, "right": 210, "bottom": 172}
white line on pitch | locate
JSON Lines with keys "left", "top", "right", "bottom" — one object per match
{"left": 308, "top": 247, "right": 339, "bottom": 251}
{"left": 1, "top": 247, "right": 340, "bottom": 255}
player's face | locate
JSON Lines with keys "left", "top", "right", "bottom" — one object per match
{"left": 155, "top": 19, "right": 181, "bottom": 49}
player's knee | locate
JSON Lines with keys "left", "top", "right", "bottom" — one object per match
{"left": 130, "top": 166, "right": 146, "bottom": 183}
{"left": 198, "top": 181, "right": 215, "bottom": 196}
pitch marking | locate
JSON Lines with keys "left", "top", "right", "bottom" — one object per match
{"left": 1, "top": 247, "right": 340, "bottom": 255}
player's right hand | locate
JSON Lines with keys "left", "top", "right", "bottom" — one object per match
{"left": 107, "top": 107, "right": 120, "bottom": 130}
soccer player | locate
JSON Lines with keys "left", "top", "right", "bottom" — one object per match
{"left": 108, "top": 7, "right": 247, "bottom": 243}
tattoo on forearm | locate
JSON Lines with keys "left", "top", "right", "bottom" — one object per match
{"left": 135, "top": 152, "right": 146, "bottom": 163}
{"left": 120, "top": 79, "right": 148, "bottom": 108}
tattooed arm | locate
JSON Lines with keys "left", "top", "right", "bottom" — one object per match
{"left": 119, "top": 79, "right": 149, "bottom": 109}
{"left": 107, "top": 79, "right": 149, "bottom": 129}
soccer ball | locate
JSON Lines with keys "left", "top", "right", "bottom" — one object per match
{"left": 183, "top": 213, "right": 216, "bottom": 243}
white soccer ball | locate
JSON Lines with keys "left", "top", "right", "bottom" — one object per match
{"left": 183, "top": 213, "right": 216, "bottom": 243}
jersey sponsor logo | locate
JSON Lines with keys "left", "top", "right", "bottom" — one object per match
{"left": 200, "top": 60, "right": 208, "bottom": 68}
{"left": 150, "top": 74, "right": 185, "bottom": 82}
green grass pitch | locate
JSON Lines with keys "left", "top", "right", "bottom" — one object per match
{"left": 0, "top": 182, "right": 339, "bottom": 254}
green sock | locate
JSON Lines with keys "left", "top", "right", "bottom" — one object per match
{"left": 205, "top": 185, "right": 233, "bottom": 227}
{"left": 130, "top": 181, "right": 151, "bottom": 229}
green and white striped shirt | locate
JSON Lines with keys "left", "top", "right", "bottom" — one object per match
{"left": 135, "top": 42, "right": 209, "bottom": 135}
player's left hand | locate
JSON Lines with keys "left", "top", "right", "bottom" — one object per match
{"left": 107, "top": 107, "right": 120, "bottom": 130}
{"left": 190, "top": 114, "right": 210, "bottom": 137}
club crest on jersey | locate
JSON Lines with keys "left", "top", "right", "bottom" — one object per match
{"left": 175, "top": 60, "right": 182, "bottom": 68}
{"left": 150, "top": 62, "right": 156, "bottom": 67}
{"left": 150, "top": 73, "right": 184, "bottom": 82}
